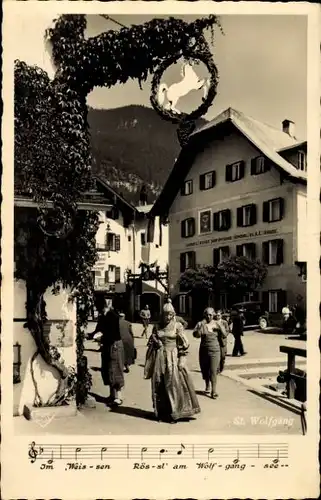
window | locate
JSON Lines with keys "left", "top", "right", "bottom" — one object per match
{"left": 106, "top": 233, "right": 121, "bottom": 251}
{"left": 115, "top": 266, "right": 121, "bottom": 283}
{"left": 181, "top": 218, "right": 195, "bottom": 238}
{"left": 141, "top": 232, "right": 146, "bottom": 246}
{"left": 213, "top": 209, "right": 231, "bottom": 231}
{"left": 262, "top": 290, "right": 287, "bottom": 313}
{"left": 262, "top": 239, "right": 284, "bottom": 265}
{"left": 243, "top": 291, "right": 259, "bottom": 302}
{"left": 106, "top": 207, "right": 119, "bottom": 220}
{"left": 236, "top": 243, "right": 256, "bottom": 260}
{"left": 298, "top": 151, "right": 307, "bottom": 171}
{"left": 128, "top": 235, "right": 132, "bottom": 242}
{"left": 213, "top": 246, "right": 230, "bottom": 267}
{"left": 180, "top": 251, "right": 196, "bottom": 272}
{"left": 181, "top": 180, "right": 193, "bottom": 196}
{"left": 178, "top": 295, "right": 187, "bottom": 314}
{"left": 251, "top": 156, "right": 271, "bottom": 175}
{"left": 263, "top": 198, "right": 284, "bottom": 223}
{"left": 199, "top": 210, "right": 212, "bottom": 234}
{"left": 108, "top": 265, "right": 115, "bottom": 283}
{"left": 225, "top": 161, "right": 245, "bottom": 182}
{"left": 237, "top": 204, "right": 257, "bottom": 227}
{"left": 200, "top": 171, "right": 216, "bottom": 190}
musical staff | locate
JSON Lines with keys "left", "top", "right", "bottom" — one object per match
{"left": 28, "top": 441, "right": 288, "bottom": 463}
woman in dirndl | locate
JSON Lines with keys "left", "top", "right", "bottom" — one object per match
{"left": 144, "top": 303, "right": 200, "bottom": 423}
{"left": 89, "top": 302, "right": 125, "bottom": 406}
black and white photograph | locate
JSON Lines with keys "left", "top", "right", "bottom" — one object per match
{"left": 1, "top": 2, "right": 320, "bottom": 499}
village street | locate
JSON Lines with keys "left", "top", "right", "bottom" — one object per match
{"left": 15, "top": 324, "right": 306, "bottom": 436}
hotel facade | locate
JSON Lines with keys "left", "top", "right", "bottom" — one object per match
{"left": 151, "top": 108, "right": 307, "bottom": 322}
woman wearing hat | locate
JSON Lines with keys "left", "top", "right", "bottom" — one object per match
{"left": 144, "top": 302, "right": 200, "bottom": 423}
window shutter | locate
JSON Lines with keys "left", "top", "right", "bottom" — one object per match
{"left": 213, "top": 248, "right": 220, "bottom": 267}
{"left": 213, "top": 212, "right": 220, "bottom": 231}
{"left": 250, "top": 158, "right": 257, "bottom": 175}
{"left": 262, "top": 201, "right": 269, "bottom": 222}
{"left": 190, "top": 251, "right": 196, "bottom": 269}
{"left": 276, "top": 239, "right": 284, "bottom": 264}
{"left": 239, "top": 160, "right": 245, "bottom": 179}
{"left": 180, "top": 253, "right": 186, "bottom": 273}
{"left": 199, "top": 174, "right": 205, "bottom": 191}
{"left": 250, "top": 204, "right": 257, "bottom": 225}
{"left": 106, "top": 233, "right": 111, "bottom": 250}
{"left": 236, "top": 245, "right": 243, "bottom": 257}
{"left": 222, "top": 246, "right": 230, "bottom": 257}
{"left": 277, "top": 290, "right": 287, "bottom": 312}
{"left": 252, "top": 291, "right": 259, "bottom": 301}
{"left": 279, "top": 198, "right": 285, "bottom": 220}
{"left": 115, "top": 267, "right": 121, "bottom": 283}
{"left": 237, "top": 207, "right": 243, "bottom": 227}
{"left": 262, "top": 291, "right": 269, "bottom": 311}
{"left": 225, "top": 164, "right": 232, "bottom": 182}
{"left": 180, "top": 185, "right": 185, "bottom": 196}
{"left": 115, "top": 235, "right": 121, "bottom": 251}
{"left": 190, "top": 218, "right": 196, "bottom": 237}
{"left": 249, "top": 243, "right": 256, "bottom": 259}
{"left": 212, "top": 171, "right": 216, "bottom": 187}
{"left": 104, "top": 270, "right": 109, "bottom": 284}
{"left": 262, "top": 241, "right": 269, "bottom": 264}
{"left": 224, "top": 209, "right": 231, "bottom": 230}
{"left": 264, "top": 160, "right": 272, "bottom": 172}
{"left": 181, "top": 220, "right": 186, "bottom": 238}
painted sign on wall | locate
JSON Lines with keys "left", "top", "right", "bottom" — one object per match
{"left": 186, "top": 228, "right": 278, "bottom": 248}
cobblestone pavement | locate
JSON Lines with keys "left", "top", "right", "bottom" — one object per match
{"left": 14, "top": 324, "right": 305, "bottom": 435}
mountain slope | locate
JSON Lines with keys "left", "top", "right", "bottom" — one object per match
{"left": 88, "top": 105, "right": 207, "bottom": 204}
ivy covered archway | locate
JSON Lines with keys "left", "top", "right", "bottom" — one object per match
{"left": 14, "top": 14, "right": 221, "bottom": 406}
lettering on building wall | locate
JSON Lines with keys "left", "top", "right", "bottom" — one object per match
{"left": 185, "top": 229, "right": 278, "bottom": 248}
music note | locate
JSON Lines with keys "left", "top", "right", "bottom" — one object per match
{"left": 47, "top": 450, "right": 54, "bottom": 464}
{"left": 101, "top": 447, "right": 107, "bottom": 460}
{"left": 208, "top": 447, "right": 214, "bottom": 460}
{"left": 177, "top": 444, "right": 185, "bottom": 456}
{"left": 159, "top": 448, "right": 167, "bottom": 460}
{"left": 141, "top": 447, "right": 147, "bottom": 461}
{"left": 75, "top": 447, "right": 81, "bottom": 460}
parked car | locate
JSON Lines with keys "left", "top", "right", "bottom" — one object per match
{"left": 229, "top": 301, "right": 284, "bottom": 330}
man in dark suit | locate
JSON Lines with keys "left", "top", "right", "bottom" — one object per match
{"left": 231, "top": 307, "right": 247, "bottom": 357}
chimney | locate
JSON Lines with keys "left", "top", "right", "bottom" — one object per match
{"left": 282, "top": 119, "right": 296, "bottom": 138}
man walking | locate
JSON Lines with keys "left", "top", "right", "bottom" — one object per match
{"left": 140, "top": 304, "right": 151, "bottom": 338}
{"left": 231, "top": 307, "right": 246, "bottom": 357}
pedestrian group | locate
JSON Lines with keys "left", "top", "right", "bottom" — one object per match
{"left": 88, "top": 300, "right": 247, "bottom": 423}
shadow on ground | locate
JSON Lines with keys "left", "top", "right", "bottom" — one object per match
{"left": 109, "top": 405, "right": 155, "bottom": 421}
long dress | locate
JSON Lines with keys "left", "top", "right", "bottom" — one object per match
{"left": 96, "top": 310, "right": 125, "bottom": 390}
{"left": 119, "top": 318, "right": 136, "bottom": 366}
{"left": 149, "top": 319, "right": 200, "bottom": 422}
{"left": 194, "top": 320, "right": 222, "bottom": 388}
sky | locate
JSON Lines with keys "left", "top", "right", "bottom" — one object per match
{"left": 13, "top": 13, "right": 307, "bottom": 139}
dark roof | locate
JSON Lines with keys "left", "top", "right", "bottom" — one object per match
{"left": 94, "top": 176, "right": 142, "bottom": 218}
{"left": 150, "top": 107, "right": 307, "bottom": 217}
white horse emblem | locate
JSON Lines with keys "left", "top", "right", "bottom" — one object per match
{"left": 158, "top": 60, "right": 209, "bottom": 114}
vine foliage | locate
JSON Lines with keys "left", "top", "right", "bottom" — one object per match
{"left": 15, "top": 14, "right": 221, "bottom": 406}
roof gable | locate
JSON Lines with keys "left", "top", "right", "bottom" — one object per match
{"left": 151, "top": 107, "right": 307, "bottom": 217}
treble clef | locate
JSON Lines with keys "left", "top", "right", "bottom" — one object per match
{"left": 28, "top": 441, "right": 38, "bottom": 463}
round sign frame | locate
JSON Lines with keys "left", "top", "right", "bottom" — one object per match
{"left": 37, "top": 194, "right": 77, "bottom": 239}
{"left": 150, "top": 51, "right": 218, "bottom": 124}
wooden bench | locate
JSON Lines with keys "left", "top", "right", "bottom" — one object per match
{"left": 279, "top": 345, "right": 307, "bottom": 399}
{"left": 279, "top": 345, "right": 307, "bottom": 435}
